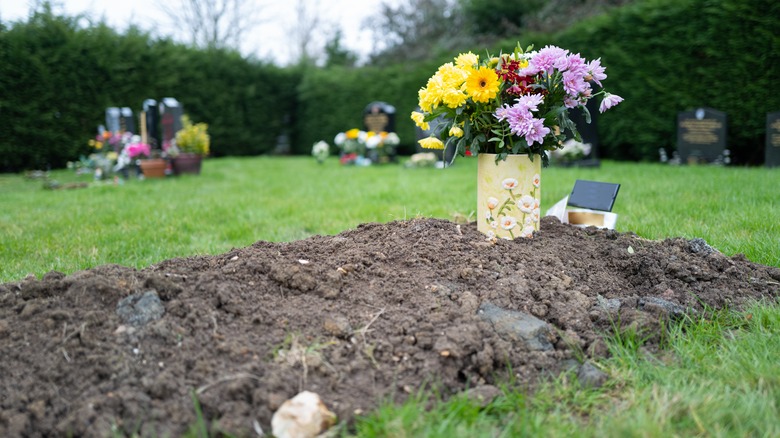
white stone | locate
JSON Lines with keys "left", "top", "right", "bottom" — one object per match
{"left": 271, "top": 391, "right": 336, "bottom": 438}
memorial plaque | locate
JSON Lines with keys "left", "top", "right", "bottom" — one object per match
{"left": 766, "top": 111, "right": 780, "bottom": 168}
{"left": 363, "top": 101, "right": 395, "bottom": 133}
{"left": 567, "top": 180, "right": 620, "bottom": 212}
{"left": 676, "top": 108, "right": 727, "bottom": 164}
{"left": 159, "top": 97, "right": 183, "bottom": 147}
{"left": 143, "top": 99, "right": 160, "bottom": 148}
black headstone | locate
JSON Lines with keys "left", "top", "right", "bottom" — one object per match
{"left": 143, "top": 99, "right": 160, "bottom": 148}
{"left": 564, "top": 92, "right": 600, "bottom": 167}
{"left": 568, "top": 180, "right": 620, "bottom": 212}
{"left": 676, "top": 108, "right": 727, "bottom": 164}
{"left": 119, "top": 107, "right": 136, "bottom": 134}
{"left": 766, "top": 111, "right": 780, "bottom": 168}
{"left": 159, "top": 97, "right": 183, "bottom": 148}
{"left": 105, "top": 107, "right": 121, "bottom": 133}
{"left": 363, "top": 101, "right": 395, "bottom": 133}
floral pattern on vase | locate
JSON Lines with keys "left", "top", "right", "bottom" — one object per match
{"left": 478, "top": 153, "right": 541, "bottom": 240}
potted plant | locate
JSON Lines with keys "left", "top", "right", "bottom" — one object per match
{"left": 169, "top": 115, "right": 210, "bottom": 175}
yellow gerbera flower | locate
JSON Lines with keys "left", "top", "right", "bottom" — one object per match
{"left": 418, "top": 136, "right": 444, "bottom": 150}
{"left": 454, "top": 52, "right": 479, "bottom": 69}
{"left": 465, "top": 66, "right": 500, "bottom": 103}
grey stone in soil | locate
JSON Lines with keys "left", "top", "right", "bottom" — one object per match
{"left": 577, "top": 361, "right": 608, "bottom": 388}
{"left": 463, "top": 385, "right": 503, "bottom": 408}
{"left": 638, "top": 296, "right": 691, "bottom": 321}
{"left": 116, "top": 291, "right": 165, "bottom": 326}
{"left": 687, "top": 238, "right": 717, "bottom": 255}
{"left": 594, "top": 294, "right": 621, "bottom": 313}
{"left": 477, "top": 302, "right": 553, "bottom": 351}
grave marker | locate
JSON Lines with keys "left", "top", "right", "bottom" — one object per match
{"left": 143, "top": 99, "right": 160, "bottom": 148}
{"left": 119, "top": 107, "right": 136, "bottom": 134}
{"left": 676, "top": 108, "right": 727, "bottom": 164}
{"left": 159, "top": 97, "right": 183, "bottom": 148}
{"left": 363, "top": 101, "right": 395, "bottom": 133}
{"left": 766, "top": 111, "right": 780, "bottom": 168}
{"left": 105, "top": 107, "right": 121, "bottom": 133}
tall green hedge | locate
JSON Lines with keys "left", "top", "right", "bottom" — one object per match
{"left": 0, "top": 10, "right": 298, "bottom": 171}
{"left": 2, "top": 0, "right": 778, "bottom": 171}
{"left": 547, "top": 0, "right": 780, "bottom": 163}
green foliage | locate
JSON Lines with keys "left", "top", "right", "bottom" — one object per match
{"left": 544, "top": 0, "right": 780, "bottom": 163}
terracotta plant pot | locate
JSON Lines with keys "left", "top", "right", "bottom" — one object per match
{"left": 171, "top": 153, "right": 203, "bottom": 175}
{"left": 477, "top": 153, "right": 542, "bottom": 240}
{"left": 139, "top": 158, "right": 167, "bottom": 178}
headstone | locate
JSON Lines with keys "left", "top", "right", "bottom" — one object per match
{"left": 143, "top": 99, "right": 160, "bottom": 148}
{"left": 159, "top": 97, "right": 183, "bottom": 148}
{"left": 119, "top": 107, "right": 136, "bottom": 134}
{"left": 565, "top": 94, "right": 600, "bottom": 167}
{"left": 363, "top": 101, "right": 395, "bottom": 133}
{"left": 676, "top": 108, "right": 727, "bottom": 164}
{"left": 105, "top": 107, "right": 121, "bottom": 133}
{"left": 766, "top": 111, "right": 780, "bottom": 168}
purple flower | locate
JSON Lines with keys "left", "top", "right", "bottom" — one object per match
{"left": 587, "top": 58, "right": 607, "bottom": 86}
{"left": 531, "top": 46, "right": 568, "bottom": 75}
{"left": 561, "top": 53, "right": 588, "bottom": 76}
{"left": 521, "top": 118, "right": 551, "bottom": 145}
{"left": 563, "top": 71, "right": 588, "bottom": 97}
{"left": 599, "top": 93, "right": 623, "bottom": 113}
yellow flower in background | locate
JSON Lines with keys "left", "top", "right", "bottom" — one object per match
{"left": 465, "top": 66, "right": 499, "bottom": 103}
{"left": 418, "top": 136, "right": 444, "bottom": 150}
{"left": 410, "top": 111, "right": 429, "bottom": 131}
{"left": 449, "top": 126, "right": 464, "bottom": 138}
{"left": 454, "top": 52, "right": 479, "bottom": 69}
{"left": 346, "top": 128, "right": 360, "bottom": 139}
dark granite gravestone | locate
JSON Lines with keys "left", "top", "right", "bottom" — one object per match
{"left": 143, "top": 99, "right": 160, "bottom": 148}
{"left": 564, "top": 94, "right": 600, "bottom": 167}
{"left": 766, "top": 111, "right": 780, "bottom": 168}
{"left": 363, "top": 101, "right": 395, "bottom": 133}
{"left": 676, "top": 108, "right": 727, "bottom": 164}
{"left": 159, "top": 97, "right": 183, "bottom": 148}
{"left": 105, "top": 107, "right": 121, "bottom": 133}
{"left": 119, "top": 107, "right": 136, "bottom": 134}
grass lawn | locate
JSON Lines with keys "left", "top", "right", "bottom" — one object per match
{"left": 2, "top": 156, "right": 779, "bottom": 436}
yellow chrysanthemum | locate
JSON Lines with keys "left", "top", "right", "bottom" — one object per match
{"left": 442, "top": 88, "right": 467, "bottom": 109}
{"left": 346, "top": 128, "right": 360, "bottom": 139}
{"left": 418, "top": 136, "right": 444, "bottom": 150}
{"left": 449, "top": 126, "right": 464, "bottom": 138}
{"left": 465, "top": 66, "right": 500, "bottom": 103}
{"left": 410, "top": 111, "right": 430, "bottom": 131}
{"left": 454, "top": 52, "right": 479, "bottom": 69}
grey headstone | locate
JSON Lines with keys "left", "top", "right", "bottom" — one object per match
{"left": 477, "top": 302, "right": 553, "bottom": 351}
{"left": 159, "top": 97, "right": 183, "bottom": 148}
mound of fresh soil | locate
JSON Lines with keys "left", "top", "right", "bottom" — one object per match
{"left": 1, "top": 217, "right": 778, "bottom": 436}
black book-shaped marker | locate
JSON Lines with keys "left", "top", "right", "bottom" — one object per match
{"left": 567, "top": 180, "right": 620, "bottom": 212}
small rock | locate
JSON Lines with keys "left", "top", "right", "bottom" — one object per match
{"left": 463, "top": 385, "right": 502, "bottom": 407}
{"left": 577, "top": 361, "right": 608, "bottom": 388}
{"left": 688, "top": 238, "right": 716, "bottom": 255}
{"left": 322, "top": 314, "right": 351, "bottom": 338}
{"left": 477, "top": 302, "right": 553, "bottom": 351}
{"left": 637, "top": 297, "right": 690, "bottom": 321}
{"left": 116, "top": 291, "right": 165, "bottom": 327}
{"left": 271, "top": 391, "right": 336, "bottom": 438}
{"left": 594, "top": 294, "right": 621, "bottom": 313}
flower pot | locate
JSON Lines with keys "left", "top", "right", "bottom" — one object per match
{"left": 477, "top": 153, "right": 541, "bottom": 240}
{"left": 171, "top": 153, "right": 203, "bottom": 175}
{"left": 139, "top": 158, "right": 167, "bottom": 178}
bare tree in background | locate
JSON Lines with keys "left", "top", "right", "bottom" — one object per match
{"left": 287, "top": 0, "right": 324, "bottom": 65}
{"left": 160, "top": 0, "right": 266, "bottom": 51}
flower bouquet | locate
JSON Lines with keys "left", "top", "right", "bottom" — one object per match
{"left": 334, "top": 129, "right": 370, "bottom": 165}
{"left": 312, "top": 140, "right": 330, "bottom": 164}
{"left": 365, "top": 131, "right": 400, "bottom": 163}
{"left": 411, "top": 43, "right": 621, "bottom": 166}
